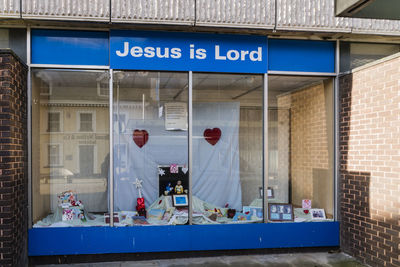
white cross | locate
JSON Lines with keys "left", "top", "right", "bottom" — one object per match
{"left": 133, "top": 178, "right": 143, "bottom": 198}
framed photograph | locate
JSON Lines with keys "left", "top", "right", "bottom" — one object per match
{"left": 172, "top": 194, "right": 188, "bottom": 207}
{"left": 267, "top": 187, "right": 274, "bottom": 199}
{"left": 268, "top": 203, "right": 294, "bottom": 222}
{"left": 259, "top": 186, "right": 275, "bottom": 199}
{"left": 310, "top": 209, "right": 326, "bottom": 220}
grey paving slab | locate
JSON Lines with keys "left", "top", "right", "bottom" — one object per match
{"left": 38, "top": 252, "right": 366, "bottom": 267}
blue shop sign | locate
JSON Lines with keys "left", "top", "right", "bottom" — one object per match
{"left": 31, "top": 29, "right": 109, "bottom": 66}
{"left": 110, "top": 30, "right": 268, "bottom": 73}
{"left": 268, "top": 39, "right": 335, "bottom": 73}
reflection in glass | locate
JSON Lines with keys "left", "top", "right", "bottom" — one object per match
{"left": 268, "top": 76, "right": 334, "bottom": 222}
{"left": 32, "top": 70, "right": 109, "bottom": 227}
{"left": 113, "top": 71, "right": 188, "bottom": 226}
{"left": 192, "top": 73, "right": 264, "bottom": 224}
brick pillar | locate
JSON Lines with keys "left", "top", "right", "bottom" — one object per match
{"left": 0, "top": 50, "right": 28, "bottom": 267}
{"left": 339, "top": 54, "right": 400, "bottom": 267}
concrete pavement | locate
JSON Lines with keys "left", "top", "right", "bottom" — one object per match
{"left": 37, "top": 252, "right": 366, "bottom": 267}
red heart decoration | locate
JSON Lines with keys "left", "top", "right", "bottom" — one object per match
{"left": 204, "top": 128, "right": 221, "bottom": 146}
{"left": 133, "top": 129, "right": 149, "bottom": 148}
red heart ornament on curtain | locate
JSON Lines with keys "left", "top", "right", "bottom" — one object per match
{"left": 204, "top": 128, "right": 221, "bottom": 146}
{"left": 133, "top": 129, "right": 149, "bottom": 148}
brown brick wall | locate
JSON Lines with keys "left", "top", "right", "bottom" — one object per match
{"left": 0, "top": 50, "right": 28, "bottom": 267}
{"left": 340, "top": 55, "right": 400, "bottom": 267}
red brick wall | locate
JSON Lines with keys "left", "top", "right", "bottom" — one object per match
{"left": 0, "top": 50, "right": 28, "bottom": 266}
{"left": 340, "top": 54, "right": 400, "bottom": 267}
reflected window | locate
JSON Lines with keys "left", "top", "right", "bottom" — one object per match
{"left": 79, "top": 112, "right": 94, "bottom": 132}
{"left": 48, "top": 144, "right": 61, "bottom": 166}
{"left": 47, "top": 112, "right": 61, "bottom": 132}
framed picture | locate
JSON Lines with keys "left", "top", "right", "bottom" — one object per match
{"left": 259, "top": 187, "right": 275, "bottom": 199}
{"left": 243, "top": 206, "right": 263, "bottom": 220}
{"left": 158, "top": 165, "right": 189, "bottom": 197}
{"left": 172, "top": 194, "right": 188, "bottom": 207}
{"left": 267, "top": 187, "right": 274, "bottom": 199}
{"left": 310, "top": 209, "right": 326, "bottom": 220}
{"left": 302, "top": 199, "right": 312, "bottom": 209}
{"left": 268, "top": 203, "right": 294, "bottom": 222}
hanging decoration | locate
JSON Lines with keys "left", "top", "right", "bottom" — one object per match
{"left": 133, "top": 129, "right": 149, "bottom": 148}
{"left": 170, "top": 164, "right": 179, "bottom": 173}
{"left": 203, "top": 128, "right": 222, "bottom": 146}
{"left": 181, "top": 164, "right": 188, "bottom": 174}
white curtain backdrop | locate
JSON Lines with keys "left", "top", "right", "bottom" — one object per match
{"left": 113, "top": 102, "right": 242, "bottom": 211}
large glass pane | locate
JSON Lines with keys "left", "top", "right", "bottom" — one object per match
{"left": 192, "top": 73, "right": 263, "bottom": 224}
{"left": 32, "top": 70, "right": 110, "bottom": 227}
{"left": 268, "top": 76, "right": 334, "bottom": 223}
{"left": 113, "top": 71, "right": 188, "bottom": 226}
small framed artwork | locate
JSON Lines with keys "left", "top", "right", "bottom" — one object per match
{"left": 268, "top": 203, "right": 294, "bottom": 222}
{"left": 172, "top": 194, "right": 188, "bottom": 207}
{"left": 267, "top": 187, "right": 274, "bottom": 199}
{"left": 310, "top": 209, "right": 326, "bottom": 220}
{"left": 259, "top": 187, "right": 275, "bottom": 199}
{"left": 243, "top": 206, "right": 263, "bottom": 220}
{"left": 302, "top": 199, "right": 312, "bottom": 209}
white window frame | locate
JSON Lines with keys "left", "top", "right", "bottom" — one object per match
{"left": 47, "top": 110, "right": 63, "bottom": 132}
{"left": 77, "top": 110, "right": 96, "bottom": 132}
{"left": 47, "top": 143, "right": 63, "bottom": 167}
{"left": 97, "top": 81, "right": 109, "bottom": 97}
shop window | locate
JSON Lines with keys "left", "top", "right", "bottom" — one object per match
{"left": 192, "top": 73, "right": 264, "bottom": 224}
{"left": 32, "top": 70, "right": 109, "bottom": 227}
{"left": 113, "top": 71, "right": 189, "bottom": 226}
{"left": 340, "top": 42, "right": 400, "bottom": 72}
{"left": 268, "top": 75, "right": 334, "bottom": 222}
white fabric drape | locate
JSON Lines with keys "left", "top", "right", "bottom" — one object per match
{"left": 113, "top": 102, "right": 242, "bottom": 211}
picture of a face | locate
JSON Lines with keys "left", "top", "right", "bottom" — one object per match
{"left": 285, "top": 206, "right": 291, "bottom": 214}
{"left": 271, "top": 205, "right": 277, "bottom": 212}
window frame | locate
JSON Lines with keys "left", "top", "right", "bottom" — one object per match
{"left": 47, "top": 110, "right": 62, "bottom": 132}
{"left": 47, "top": 143, "right": 63, "bottom": 167}
{"left": 77, "top": 110, "right": 96, "bottom": 132}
